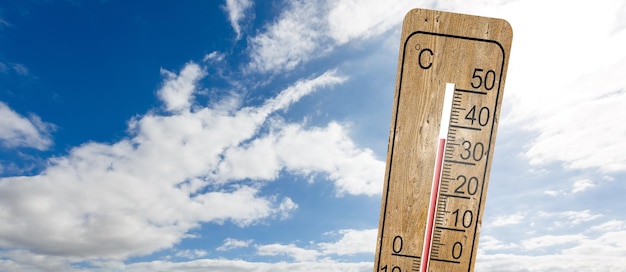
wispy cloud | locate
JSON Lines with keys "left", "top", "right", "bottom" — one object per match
{"left": 0, "top": 102, "right": 55, "bottom": 150}
{"left": 478, "top": 236, "right": 518, "bottom": 253}
{"left": 247, "top": 0, "right": 328, "bottom": 74}
{"left": 174, "top": 249, "right": 208, "bottom": 259}
{"left": 0, "top": 17, "right": 11, "bottom": 29}
{"left": 571, "top": 179, "right": 596, "bottom": 193}
{"left": 327, "top": 0, "right": 417, "bottom": 44}
{"left": 223, "top": 0, "right": 253, "bottom": 40}
{"left": 521, "top": 234, "right": 585, "bottom": 250}
{"left": 247, "top": 0, "right": 419, "bottom": 74}
{"left": 488, "top": 212, "right": 526, "bottom": 227}
{"left": 256, "top": 243, "right": 320, "bottom": 262}
{"left": 11, "top": 63, "right": 29, "bottom": 76}
{"left": 217, "top": 238, "right": 253, "bottom": 251}
{"left": 539, "top": 210, "right": 603, "bottom": 226}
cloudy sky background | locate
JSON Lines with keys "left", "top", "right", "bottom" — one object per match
{"left": 1, "top": 0, "right": 625, "bottom": 271}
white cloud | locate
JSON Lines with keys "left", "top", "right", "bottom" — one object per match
{"left": 216, "top": 120, "right": 385, "bottom": 195}
{"left": 276, "top": 197, "right": 298, "bottom": 219}
{"left": 543, "top": 190, "right": 565, "bottom": 197}
{"left": 478, "top": 229, "right": 626, "bottom": 271}
{"left": 478, "top": 236, "right": 517, "bottom": 253}
{"left": 521, "top": 234, "right": 585, "bottom": 250}
{"left": 488, "top": 212, "right": 526, "bottom": 227}
{"left": 247, "top": 0, "right": 427, "bottom": 74}
{"left": 109, "top": 258, "right": 372, "bottom": 272}
{"left": 540, "top": 210, "right": 603, "bottom": 226}
{"left": 223, "top": 0, "right": 253, "bottom": 40}
{"left": 0, "top": 63, "right": 380, "bottom": 265}
{"left": 0, "top": 102, "right": 54, "bottom": 150}
{"left": 0, "top": 250, "right": 80, "bottom": 272}
{"left": 319, "top": 229, "right": 377, "bottom": 255}
{"left": 217, "top": 238, "right": 253, "bottom": 251}
{"left": 572, "top": 179, "right": 596, "bottom": 193}
{"left": 481, "top": 0, "right": 626, "bottom": 173}
{"left": 175, "top": 249, "right": 208, "bottom": 259}
{"left": 255, "top": 228, "right": 377, "bottom": 262}
{"left": 157, "top": 62, "right": 206, "bottom": 113}
{"left": 31, "top": 228, "right": 376, "bottom": 271}
{"left": 203, "top": 51, "right": 226, "bottom": 63}
{"left": 327, "top": 0, "right": 418, "bottom": 44}
{"left": 247, "top": 0, "right": 328, "bottom": 73}
{"left": 256, "top": 243, "right": 320, "bottom": 262}
{"left": 590, "top": 220, "right": 625, "bottom": 232}
{"left": 563, "top": 230, "right": 626, "bottom": 259}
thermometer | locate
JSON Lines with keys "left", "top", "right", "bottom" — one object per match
{"left": 373, "top": 8, "right": 512, "bottom": 272}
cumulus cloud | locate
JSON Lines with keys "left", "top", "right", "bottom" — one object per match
{"left": 0, "top": 63, "right": 383, "bottom": 265}
{"left": 0, "top": 102, "right": 55, "bottom": 150}
{"left": 216, "top": 120, "right": 384, "bottom": 195}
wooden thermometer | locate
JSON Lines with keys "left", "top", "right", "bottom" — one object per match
{"left": 373, "top": 9, "right": 512, "bottom": 272}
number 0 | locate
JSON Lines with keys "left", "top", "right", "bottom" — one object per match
{"left": 392, "top": 236, "right": 403, "bottom": 253}
{"left": 452, "top": 242, "right": 463, "bottom": 259}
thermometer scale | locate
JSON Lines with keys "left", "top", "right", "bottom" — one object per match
{"left": 374, "top": 9, "right": 512, "bottom": 272}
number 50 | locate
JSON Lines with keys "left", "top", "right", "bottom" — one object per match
{"left": 470, "top": 68, "right": 496, "bottom": 90}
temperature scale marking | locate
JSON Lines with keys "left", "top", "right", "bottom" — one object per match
{"left": 374, "top": 9, "right": 512, "bottom": 272}
{"left": 420, "top": 83, "right": 455, "bottom": 272}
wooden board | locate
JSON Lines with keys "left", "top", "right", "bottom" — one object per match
{"left": 373, "top": 8, "right": 512, "bottom": 272}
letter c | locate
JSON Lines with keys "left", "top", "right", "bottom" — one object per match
{"left": 419, "top": 48, "right": 433, "bottom": 69}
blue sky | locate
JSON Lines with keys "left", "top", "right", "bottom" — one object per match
{"left": 1, "top": 0, "right": 625, "bottom": 271}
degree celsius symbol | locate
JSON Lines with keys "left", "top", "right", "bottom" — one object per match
{"left": 373, "top": 9, "right": 513, "bottom": 272}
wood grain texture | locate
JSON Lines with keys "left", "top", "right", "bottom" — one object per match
{"left": 374, "top": 8, "right": 512, "bottom": 272}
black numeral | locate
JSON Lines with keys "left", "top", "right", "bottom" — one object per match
{"left": 471, "top": 68, "right": 496, "bottom": 90}
{"left": 460, "top": 141, "right": 485, "bottom": 161}
{"left": 452, "top": 242, "right": 463, "bottom": 259}
{"left": 464, "top": 105, "right": 490, "bottom": 126}
{"left": 452, "top": 209, "right": 473, "bottom": 228}
{"left": 454, "top": 175, "right": 479, "bottom": 195}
